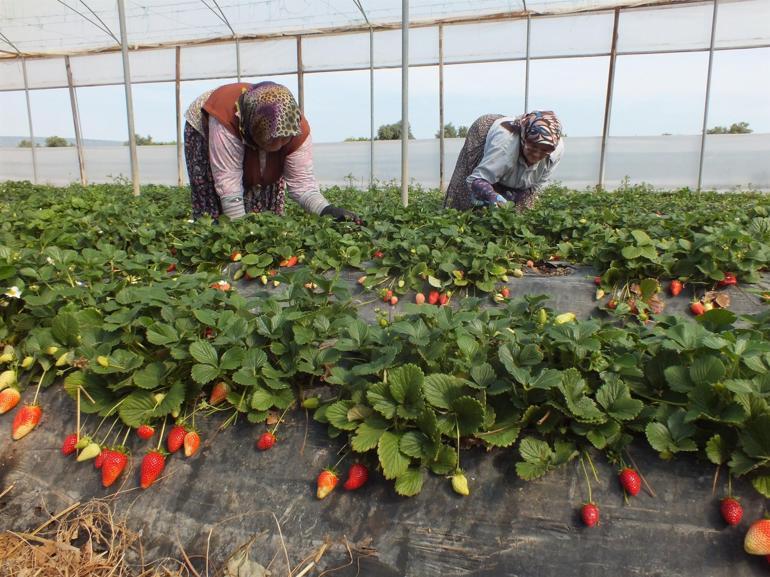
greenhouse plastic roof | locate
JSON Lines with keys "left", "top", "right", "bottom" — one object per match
{"left": 0, "top": 0, "right": 712, "bottom": 57}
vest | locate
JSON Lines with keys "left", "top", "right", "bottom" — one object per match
{"left": 202, "top": 83, "right": 310, "bottom": 188}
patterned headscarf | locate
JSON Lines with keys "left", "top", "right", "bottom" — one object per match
{"left": 516, "top": 110, "right": 562, "bottom": 151}
{"left": 237, "top": 82, "right": 301, "bottom": 148}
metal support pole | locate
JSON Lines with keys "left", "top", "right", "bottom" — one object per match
{"left": 697, "top": 0, "right": 719, "bottom": 191}
{"left": 439, "top": 24, "right": 445, "bottom": 192}
{"left": 235, "top": 37, "right": 241, "bottom": 82}
{"left": 524, "top": 14, "right": 531, "bottom": 114}
{"left": 598, "top": 8, "right": 619, "bottom": 191}
{"left": 176, "top": 46, "right": 183, "bottom": 188}
{"left": 21, "top": 57, "right": 38, "bottom": 184}
{"left": 369, "top": 26, "right": 375, "bottom": 188}
{"left": 117, "top": 0, "right": 140, "bottom": 196}
{"left": 296, "top": 36, "right": 304, "bottom": 113}
{"left": 64, "top": 56, "right": 87, "bottom": 187}
{"left": 401, "top": 0, "right": 409, "bottom": 207}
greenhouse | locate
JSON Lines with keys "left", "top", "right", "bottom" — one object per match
{"left": 1, "top": 1, "right": 770, "bottom": 576}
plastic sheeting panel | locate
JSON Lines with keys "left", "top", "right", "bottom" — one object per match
{"left": 531, "top": 12, "right": 615, "bottom": 57}
{"left": 0, "top": 59, "right": 24, "bottom": 91}
{"left": 240, "top": 38, "right": 298, "bottom": 77}
{"left": 443, "top": 20, "right": 527, "bottom": 64}
{"left": 24, "top": 57, "right": 68, "bottom": 90}
{"left": 617, "top": 3, "right": 713, "bottom": 53}
{"left": 303, "top": 32, "right": 371, "bottom": 72}
{"left": 129, "top": 48, "right": 177, "bottom": 84}
{"left": 180, "top": 43, "right": 238, "bottom": 81}
{"left": 373, "top": 28, "right": 439, "bottom": 68}
{"left": 70, "top": 52, "right": 125, "bottom": 86}
{"left": 715, "top": 0, "right": 770, "bottom": 48}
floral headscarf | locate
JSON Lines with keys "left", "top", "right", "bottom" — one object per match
{"left": 515, "top": 110, "right": 562, "bottom": 151}
{"left": 237, "top": 82, "right": 301, "bottom": 148}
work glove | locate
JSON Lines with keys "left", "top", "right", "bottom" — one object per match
{"left": 321, "top": 204, "right": 363, "bottom": 225}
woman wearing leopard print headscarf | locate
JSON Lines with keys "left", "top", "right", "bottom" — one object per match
{"left": 184, "top": 81, "right": 359, "bottom": 222}
{"left": 445, "top": 111, "right": 564, "bottom": 211}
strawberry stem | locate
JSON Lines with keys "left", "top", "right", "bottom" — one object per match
{"left": 156, "top": 417, "right": 167, "bottom": 451}
{"left": 332, "top": 446, "right": 350, "bottom": 471}
{"left": 121, "top": 427, "right": 131, "bottom": 447}
{"left": 585, "top": 451, "right": 599, "bottom": 482}
{"left": 99, "top": 417, "right": 119, "bottom": 446}
{"left": 76, "top": 387, "right": 81, "bottom": 444}
{"left": 580, "top": 454, "right": 593, "bottom": 503}
{"left": 728, "top": 472, "right": 733, "bottom": 498}
{"left": 269, "top": 404, "right": 292, "bottom": 436}
{"left": 31, "top": 367, "right": 47, "bottom": 405}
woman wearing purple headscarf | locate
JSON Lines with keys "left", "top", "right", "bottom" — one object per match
{"left": 184, "top": 81, "right": 359, "bottom": 222}
{"left": 445, "top": 111, "right": 564, "bottom": 211}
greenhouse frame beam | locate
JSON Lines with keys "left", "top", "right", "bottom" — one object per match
{"left": 598, "top": 8, "right": 620, "bottom": 190}
{"left": 296, "top": 36, "right": 304, "bottom": 113}
{"left": 697, "top": 0, "right": 719, "bottom": 191}
{"left": 439, "top": 23, "right": 445, "bottom": 194}
{"left": 64, "top": 56, "right": 87, "bottom": 186}
{"left": 353, "top": 0, "right": 375, "bottom": 187}
{"left": 117, "top": 0, "right": 140, "bottom": 196}
{"left": 401, "top": 0, "right": 409, "bottom": 207}
{"left": 176, "top": 46, "right": 184, "bottom": 187}
{"left": 21, "top": 57, "right": 38, "bottom": 184}
{"left": 524, "top": 0, "right": 530, "bottom": 114}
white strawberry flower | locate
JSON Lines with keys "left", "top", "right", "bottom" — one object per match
{"left": 4, "top": 286, "right": 21, "bottom": 299}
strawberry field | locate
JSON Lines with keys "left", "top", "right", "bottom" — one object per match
{"left": 2, "top": 180, "right": 770, "bottom": 574}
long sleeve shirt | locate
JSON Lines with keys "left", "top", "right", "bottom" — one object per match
{"left": 466, "top": 116, "right": 564, "bottom": 202}
{"left": 207, "top": 117, "right": 330, "bottom": 219}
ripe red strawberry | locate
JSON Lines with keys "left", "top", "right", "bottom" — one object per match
{"left": 428, "top": 290, "right": 440, "bottom": 305}
{"left": 256, "top": 431, "right": 276, "bottom": 451}
{"left": 0, "top": 388, "right": 21, "bottom": 414}
{"left": 61, "top": 433, "right": 78, "bottom": 456}
{"left": 280, "top": 255, "right": 298, "bottom": 267}
{"left": 373, "top": 250, "right": 384, "bottom": 259}
{"left": 690, "top": 301, "right": 705, "bottom": 316}
{"left": 669, "top": 279, "right": 683, "bottom": 296}
{"left": 102, "top": 449, "right": 128, "bottom": 488}
{"left": 594, "top": 276, "right": 601, "bottom": 286}
{"left": 203, "top": 327, "right": 215, "bottom": 339}
{"left": 389, "top": 296, "right": 399, "bottom": 306}
{"left": 316, "top": 469, "right": 339, "bottom": 499}
{"left": 607, "top": 299, "right": 618, "bottom": 310}
{"left": 619, "top": 467, "right": 641, "bottom": 496}
{"left": 382, "top": 289, "right": 393, "bottom": 302}
{"left": 343, "top": 463, "right": 369, "bottom": 491}
{"left": 210, "top": 381, "right": 229, "bottom": 406}
{"left": 230, "top": 250, "right": 242, "bottom": 262}
{"left": 12, "top": 404, "right": 42, "bottom": 440}
{"left": 415, "top": 293, "right": 425, "bottom": 304}
{"left": 140, "top": 450, "right": 166, "bottom": 489}
{"left": 500, "top": 287, "right": 510, "bottom": 298}
{"left": 166, "top": 425, "right": 187, "bottom": 453}
{"left": 166, "top": 263, "right": 177, "bottom": 273}
{"left": 183, "top": 430, "right": 200, "bottom": 457}
{"left": 720, "top": 497, "right": 743, "bottom": 526}
{"left": 745, "top": 519, "right": 770, "bottom": 555}
{"left": 94, "top": 448, "right": 106, "bottom": 469}
{"left": 438, "top": 293, "right": 449, "bottom": 306}
{"left": 581, "top": 502, "right": 600, "bottom": 527}
{"left": 136, "top": 424, "right": 155, "bottom": 440}
{"left": 526, "top": 260, "right": 535, "bottom": 268}
{"left": 717, "top": 272, "right": 738, "bottom": 288}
